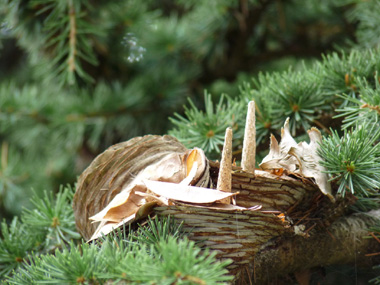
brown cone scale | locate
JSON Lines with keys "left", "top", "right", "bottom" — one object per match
{"left": 73, "top": 135, "right": 188, "bottom": 240}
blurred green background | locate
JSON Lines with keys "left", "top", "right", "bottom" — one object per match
{"left": 0, "top": 0, "right": 372, "bottom": 218}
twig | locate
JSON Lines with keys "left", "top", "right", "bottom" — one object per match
{"left": 1, "top": 141, "right": 8, "bottom": 171}
{"left": 365, "top": 252, "right": 380, "bottom": 257}
{"left": 312, "top": 119, "right": 331, "bottom": 135}
{"left": 304, "top": 223, "right": 317, "bottom": 234}
{"left": 68, "top": 0, "right": 77, "bottom": 73}
{"left": 370, "top": 232, "right": 380, "bottom": 244}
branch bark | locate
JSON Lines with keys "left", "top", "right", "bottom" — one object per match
{"left": 236, "top": 210, "right": 380, "bottom": 284}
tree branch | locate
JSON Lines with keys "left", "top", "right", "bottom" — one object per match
{"left": 68, "top": 0, "right": 77, "bottom": 74}
{"left": 236, "top": 210, "right": 380, "bottom": 284}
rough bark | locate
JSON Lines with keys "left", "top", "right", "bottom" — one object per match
{"left": 236, "top": 210, "right": 380, "bottom": 284}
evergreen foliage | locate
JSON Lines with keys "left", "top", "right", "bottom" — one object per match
{"left": 336, "top": 77, "right": 380, "bottom": 128}
{"left": 169, "top": 93, "right": 242, "bottom": 157}
{"left": 131, "top": 215, "right": 187, "bottom": 245}
{"left": 318, "top": 126, "right": 380, "bottom": 196}
{"left": 2, "top": 0, "right": 380, "bottom": 283}
{"left": 0, "top": 218, "right": 38, "bottom": 277}
{"left": 0, "top": 186, "right": 79, "bottom": 277}
{"left": 21, "top": 187, "right": 80, "bottom": 249}
{"left": 1, "top": 188, "right": 231, "bottom": 284}
{"left": 170, "top": 47, "right": 380, "bottom": 199}
{"left": 7, "top": 237, "right": 231, "bottom": 284}
{"left": 0, "top": 0, "right": 355, "bottom": 214}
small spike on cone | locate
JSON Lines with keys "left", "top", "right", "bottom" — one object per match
{"left": 217, "top": 127, "right": 233, "bottom": 204}
{"left": 241, "top": 101, "right": 256, "bottom": 174}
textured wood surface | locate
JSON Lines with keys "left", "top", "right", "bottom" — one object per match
{"left": 153, "top": 161, "right": 324, "bottom": 272}
{"left": 154, "top": 205, "right": 287, "bottom": 272}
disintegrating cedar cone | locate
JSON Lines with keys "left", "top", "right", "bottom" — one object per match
{"left": 72, "top": 133, "right": 352, "bottom": 278}
{"left": 73, "top": 135, "right": 193, "bottom": 240}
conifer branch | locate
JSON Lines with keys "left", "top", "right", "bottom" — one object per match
{"left": 68, "top": 0, "right": 77, "bottom": 75}
{"left": 240, "top": 209, "right": 380, "bottom": 284}
{"left": 1, "top": 142, "right": 8, "bottom": 172}
{"left": 318, "top": 125, "right": 380, "bottom": 197}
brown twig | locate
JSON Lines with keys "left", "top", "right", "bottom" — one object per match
{"left": 68, "top": 0, "right": 77, "bottom": 73}
{"left": 365, "top": 252, "right": 380, "bottom": 257}
{"left": 1, "top": 141, "right": 8, "bottom": 171}
{"left": 370, "top": 232, "right": 380, "bottom": 244}
{"left": 313, "top": 119, "right": 332, "bottom": 135}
